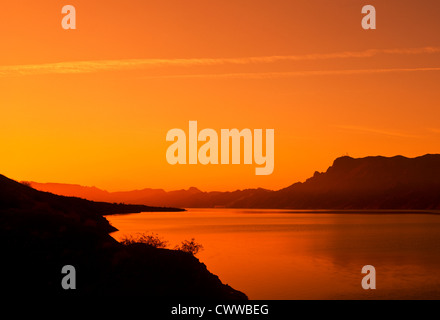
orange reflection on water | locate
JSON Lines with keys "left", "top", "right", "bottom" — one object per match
{"left": 107, "top": 209, "right": 440, "bottom": 299}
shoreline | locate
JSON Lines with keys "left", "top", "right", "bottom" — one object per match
{"left": 105, "top": 208, "right": 440, "bottom": 216}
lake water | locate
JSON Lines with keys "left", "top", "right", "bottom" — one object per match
{"left": 106, "top": 209, "right": 440, "bottom": 300}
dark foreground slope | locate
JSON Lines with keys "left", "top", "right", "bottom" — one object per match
{"left": 0, "top": 174, "right": 246, "bottom": 298}
{"left": 31, "top": 154, "right": 440, "bottom": 210}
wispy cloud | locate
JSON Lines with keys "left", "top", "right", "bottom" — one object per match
{"left": 147, "top": 67, "right": 440, "bottom": 79}
{"left": 428, "top": 128, "right": 440, "bottom": 134}
{"left": 336, "top": 125, "right": 421, "bottom": 139}
{"left": 0, "top": 46, "right": 439, "bottom": 77}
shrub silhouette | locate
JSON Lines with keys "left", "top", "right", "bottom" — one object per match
{"left": 175, "top": 238, "right": 204, "bottom": 256}
{"left": 120, "top": 233, "right": 168, "bottom": 248}
{"left": 121, "top": 234, "right": 204, "bottom": 256}
{"left": 20, "top": 181, "right": 32, "bottom": 187}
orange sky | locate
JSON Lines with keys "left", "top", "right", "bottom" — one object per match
{"left": 1, "top": 0, "right": 440, "bottom": 192}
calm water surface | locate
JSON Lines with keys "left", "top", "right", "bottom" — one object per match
{"left": 106, "top": 209, "right": 440, "bottom": 299}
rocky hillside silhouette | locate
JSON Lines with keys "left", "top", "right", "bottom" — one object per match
{"left": 259, "top": 154, "right": 440, "bottom": 209}
{"left": 0, "top": 174, "right": 247, "bottom": 298}
{"left": 30, "top": 154, "right": 440, "bottom": 209}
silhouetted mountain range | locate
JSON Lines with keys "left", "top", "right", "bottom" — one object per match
{"left": 29, "top": 154, "right": 440, "bottom": 210}
{"left": 0, "top": 174, "right": 246, "bottom": 298}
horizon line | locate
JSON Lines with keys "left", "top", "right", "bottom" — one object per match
{"left": 20, "top": 153, "right": 440, "bottom": 193}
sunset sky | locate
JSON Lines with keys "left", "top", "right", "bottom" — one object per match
{"left": 1, "top": 0, "right": 440, "bottom": 192}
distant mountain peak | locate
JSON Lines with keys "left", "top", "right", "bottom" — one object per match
{"left": 187, "top": 187, "right": 202, "bottom": 193}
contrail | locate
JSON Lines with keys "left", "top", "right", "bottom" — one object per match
{"left": 0, "top": 46, "right": 439, "bottom": 77}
